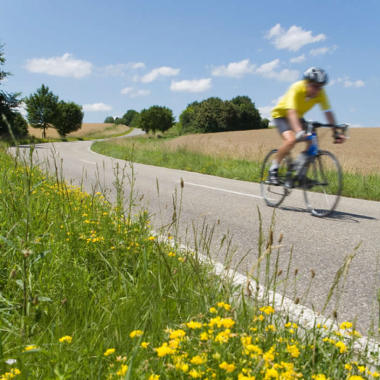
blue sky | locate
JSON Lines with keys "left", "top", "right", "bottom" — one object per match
{"left": 1, "top": 0, "right": 379, "bottom": 126}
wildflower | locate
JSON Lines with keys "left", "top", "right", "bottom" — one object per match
{"left": 266, "top": 324, "right": 276, "bottom": 332}
{"left": 186, "top": 320, "right": 203, "bottom": 329}
{"left": 219, "top": 361, "right": 236, "bottom": 373}
{"left": 141, "top": 342, "right": 150, "bottom": 348}
{"left": 169, "top": 329, "right": 186, "bottom": 340}
{"left": 59, "top": 335, "right": 72, "bottom": 344}
{"left": 190, "top": 355, "right": 206, "bottom": 365}
{"left": 345, "top": 364, "right": 353, "bottom": 371}
{"left": 148, "top": 236, "right": 155, "bottom": 241}
{"left": 217, "top": 302, "right": 231, "bottom": 311}
{"left": 215, "top": 329, "right": 231, "bottom": 343}
{"left": 148, "top": 375, "right": 160, "bottom": 380}
{"left": 209, "top": 307, "right": 217, "bottom": 314}
{"left": 340, "top": 321, "right": 353, "bottom": 330}
{"left": 104, "top": 348, "right": 116, "bottom": 356}
{"left": 312, "top": 375, "right": 328, "bottom": 380}
{"left": 264, "top": 367, "right": 278, "bottom": 379}
{"left": 212, "top": 352, "right": 221, "bottom": 360}
{"left": 335, "top": 341, "right": 347, "bottom": 354}
{"left": 155, "top": 343, "right": 175, "bottom": 357}
{"left": 116, "top": 364, "right": 128, "bottom": 376}
{"left": 188, "top": 369, "right": 202, "bottom": 378}
{"left": 238, "top": 373, "right": 256, "bottom": 380}
{"left": 347, "top": 377, "right": 365, "bottom": 380}
{"left": 23, "top": 345, "right": 38, "bottom": 352}
{"left": 287, "top": 344, "right": 300, "bottom": 358}
{"left": 200, "top": 332, "right": 209, "bottom": 341}
{"left": 168, "top": 251, "right": 176, "bottom": 257}
{"left": 0, "top": 368, "right": 21, "bottom": 379}
{"left": 129, "top": 330, "right": 144, "bottom": 338}
{"left": 260, "top": 306, "right": 275, "bottom": 315}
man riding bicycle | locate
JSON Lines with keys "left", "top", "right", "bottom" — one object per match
{"left": 269, "top": 67, "right": 345, "bottom": 185}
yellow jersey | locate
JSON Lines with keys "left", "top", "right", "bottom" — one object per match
{"left": 271, "top": 80, "right": 331, "bottom": 119}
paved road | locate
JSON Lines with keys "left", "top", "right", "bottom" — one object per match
{"left": 12, "top": 134, "right": 380, "bottom": 334}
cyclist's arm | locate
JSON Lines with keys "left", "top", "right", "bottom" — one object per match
{"left": 324, "top": 110, "right": 337, "bottom": 127}
{"left": 325, "top": 110, "right": 345, "bottom": 143}
{"left": 287, "top": 109, "right": 304, "bottom": 133}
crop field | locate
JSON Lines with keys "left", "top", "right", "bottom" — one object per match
{"left": 163, "top": 127, "right": 380, "bottom": 175}
{"left": 27, "top": 123, "right": 129, "bottom": 139}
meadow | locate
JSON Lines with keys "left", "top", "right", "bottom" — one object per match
{"left": 1, "top": 144, "right": 379, "bottom": 379}
{"left": 92, "top": 127, "right": 380, "bottom": 201}
{"left": 27, "top": 123, "right": 130, "bottom": 141}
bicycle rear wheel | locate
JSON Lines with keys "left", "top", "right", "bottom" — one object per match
{"left": 260, "top": 149, "right": 290, "bottom": 208}
{"left": 303, "top": 150, "right": 342, "bottom": 217}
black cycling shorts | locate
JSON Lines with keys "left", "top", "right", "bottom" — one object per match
{"left": 273, "top": 117, "right": 306, "bottom": 134}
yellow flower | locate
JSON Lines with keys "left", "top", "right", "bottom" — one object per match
{"left": 190, "top": 355, "right": 206, "bottom": 365}
{"left": 148, "top": 375, "right": 160, "bottom": 380}
{"left": 104, "top": 348, "right": 116, "bottom": 356}
{"left": 347, "top": 377, "right": 365, "bottom": 380}
{"left": 168, "top": 251, "right": 176, "bottom": 257}
{"left": 155, "top": 343, "right": 175, "bottom": 357}
{"left": 260, "top": 306, "right": 275, "bottom": 315}
{"left": 189, "top": 369, "right": 202, "bottom": 378}
{"left": 148, "top": 236, "right": 155, "bottom": 241}
{"left": 129, "top": 330, "right": 144, "bottom": 338}
{"left": 312, "top": 375, "right": 328, "bottom": 380}
{"left": 59, "top": 335, "right": 72, "bottom": 344}
{"left": 286, "top": 344, "right": 300, "bottom": 358}
{"left": 340, "top": 321, "right": 353, "bottom": 330}
{"left": 219, "top": 361, "right": 236, "bottom": 373}
{"left": 23, "top": 345, "right": 38, "bottom": 352}
{"left": 141, "top": 341, "right": 150, "bottom": 349}
{"left": 264, "top": 367, "right": 279, "bottom": 379}
{"left": 186, "top": 321, "right": 203, "bottom": 329}
{"left": 209, "top": 307, "right": 217, "bottom": 314}
{"left": 116, "top": 364, "right": 128, "bottom": 376}
{"left": 200, "top": 331, "right": 209, "bottom": 341}
{"left": 335, "top": 341, "right": 347, "bottom": 354}
{"left": 217, "top": 302, "right": 231, "bottom": 311}
{"left": 169, "top": 329, "right": 186, "bottom": 340}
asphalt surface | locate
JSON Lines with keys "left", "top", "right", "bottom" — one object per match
{"left": 11, "top": 131, "right": 380, "bottom": 335}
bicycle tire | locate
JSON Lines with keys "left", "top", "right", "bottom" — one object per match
{"left": 260, "top": 149, "right": 291, "bottom": 208}
{"left": 302, "top": 150, "right": 342, "bottom": 217}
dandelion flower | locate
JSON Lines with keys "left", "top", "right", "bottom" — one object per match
{"left": 104, "top": 348, "right": 116, "bottom": 356}
{"left": 141, "top": 342, "right": 150, "bottom": 349}
{"left": 116, "top": 364, "right": 128, "bottom": 376}
{"left": 59, "top": 335, "right": 72, "bottom": 344}
{"left": 129, "top": 330, "right": 144, "bottom": 338}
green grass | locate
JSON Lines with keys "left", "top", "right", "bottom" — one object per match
{"left": 92, "top": 137, "right": 380, "bottom": 202}
{"left": 0, "top": 146, "right": 379, "bottom": 379}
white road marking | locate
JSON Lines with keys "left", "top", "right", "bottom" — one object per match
{"left": 186, "top": 181, "right": 262, "bottom": 199}
{"left": 80, "top": 159, "right": 97, "bottom": 165}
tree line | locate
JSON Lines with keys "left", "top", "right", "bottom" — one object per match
{"left": 1, "top": 44, "right": 269, "bottom": 140}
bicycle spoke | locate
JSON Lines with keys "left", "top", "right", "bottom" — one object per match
{"left": 303, "top": 151, "right": 342, "bottom": 217}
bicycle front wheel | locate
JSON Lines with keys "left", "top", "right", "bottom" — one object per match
{"left": 260, "top": 149, "right": 290, "bottom": 208}
{"left": 303, "top": 150, "right": 342, "bottom": 217}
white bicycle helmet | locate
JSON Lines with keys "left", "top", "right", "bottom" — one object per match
{"left": 303, "top": 67, "right": 328, "bottom": 85}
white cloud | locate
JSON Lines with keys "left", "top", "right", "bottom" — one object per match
{"left": 15, "top": 102, "right": 27, "bottom": 118}
{"left": 170, "top": 78, "right": 212, "bottom": 93}
{"left": 25, "top": 53, "right": 92, "bottom": 78}
{"left": 330, "top": 77, "right": 365, "bottom": 88}
{"left": 83, "top": 103, "right": 112, "bottom": 112}
{"left": 141, "top": 66, "right": 180, "bottom": 83}
{"left": 344, "top": 79, "right": 365, "bottom": 88}
{"left": 103, "top": 62, "right": 146, "bottom": 77}
{"left": 290, "top": 55, "right": 306, "bottom": 64}
{"left": 309, "top": 45, "right": 337, "bottom": 56}
{"left": 256, "top": 59, "right": 299, "bottom": 82}
{"left": 120, "top": 87, "right": 151, "bottom": 97}
{"left": 258, "top": 98, "right": 281, "bottom": 119}
{"left": 267, "top": 24, "right": 326, "bottom": 51}
{"left": 211, "top": 59, "right": 255, "bottom": 78}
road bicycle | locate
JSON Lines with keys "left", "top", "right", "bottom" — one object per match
{"left": 260, "top": 122, "right": 349, "bottom": 217}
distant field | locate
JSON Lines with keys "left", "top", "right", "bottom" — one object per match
{"left": 163, "top": 127, "right": 380, "bottom": 175}
{"left": 28, "top": 123, "right": 129, "bottom": 139}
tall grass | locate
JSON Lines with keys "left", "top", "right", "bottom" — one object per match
{"left": 92, "top": 137, "right": 380, "bottom": 202}
{"left": 0, "top": 145, "right": 379, "bottom": 379}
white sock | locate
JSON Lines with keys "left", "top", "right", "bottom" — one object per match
{"left": 270, "top": 160, "right": 279, "bottom": 171}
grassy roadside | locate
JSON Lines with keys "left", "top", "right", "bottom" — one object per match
{"left": 92, "top": 136, "right": 380, "bottom": 202}
{"left": 1, "top": 146, "right": 379, "bottom": 379}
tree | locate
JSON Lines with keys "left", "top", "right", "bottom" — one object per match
{"left": 104, "top": 116, "right": 115, "bottom": 123}
{"left": 138, "top": 106, "right": 174, "bottom": 135}
{"left": 25, "top": 84, "right": 59, "bottom": 138}
{"left": 0, "top": 44, "right": 27, "bottom": 138}
{"left": 55, "top": 101, "right": 83, "bottom": 137}
{"left": 122, "top": 109, "right": 139, "bottom": 126}
{"left": 230, "top": 96, "right": 261, "bottom": 130}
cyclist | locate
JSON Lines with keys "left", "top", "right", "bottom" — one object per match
{"left": 269, "top": 67, "right": 345, "bottom": 185}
